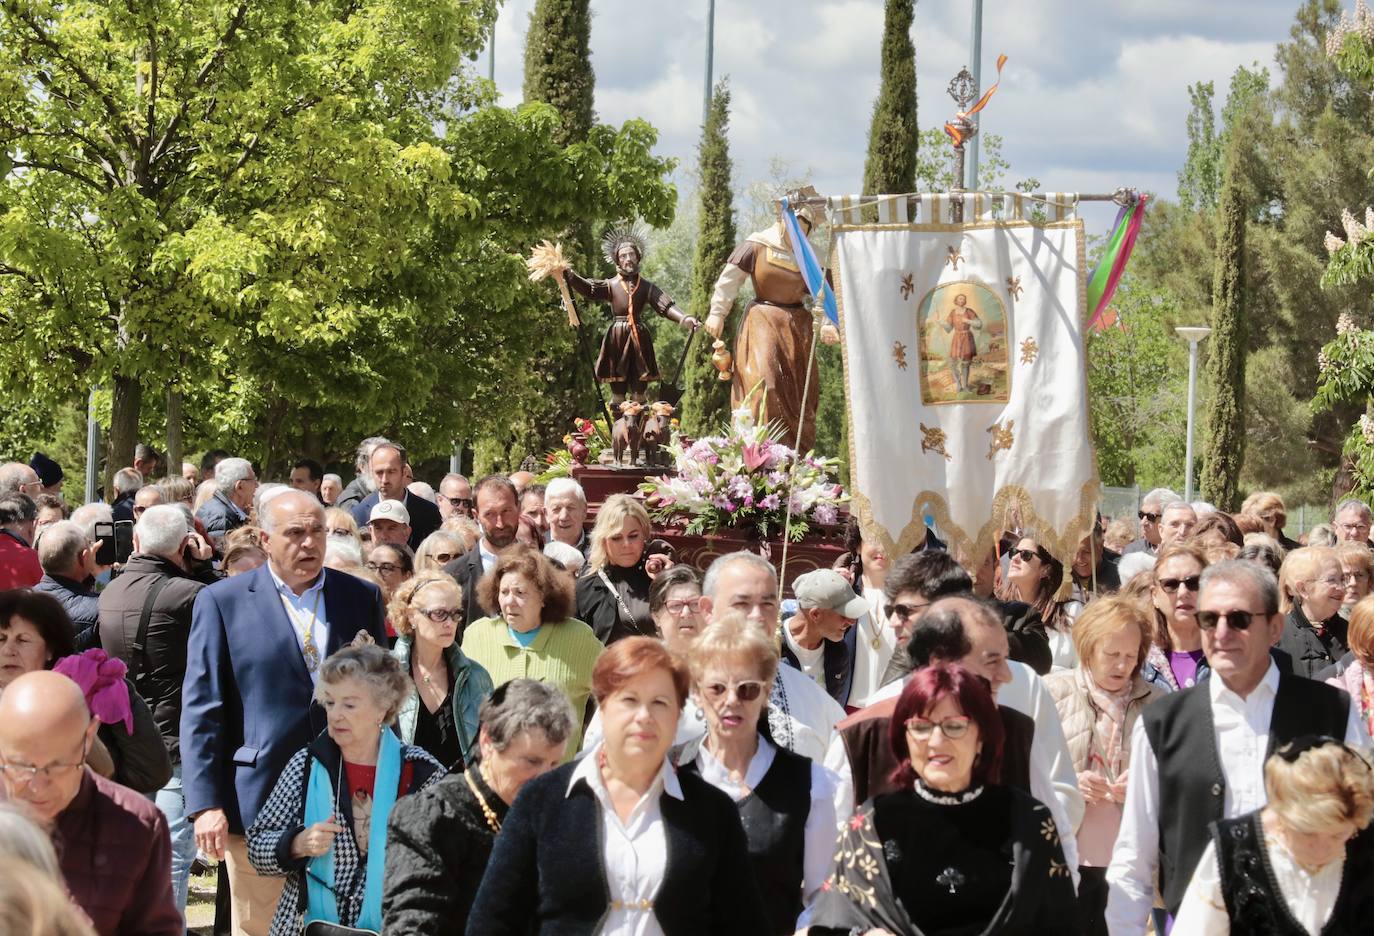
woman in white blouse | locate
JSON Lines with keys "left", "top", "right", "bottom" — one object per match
{"left": 1175, "top": 736, "right": 1374, "bottom": 934}
{"left": 467, "top": 635, "right": 770, "bottom": 935}
{"left": 682, "top": 613, "right": 839, "bottom": 934}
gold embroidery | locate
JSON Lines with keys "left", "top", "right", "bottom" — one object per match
{"left": 900, "top": 272, "right": 915, "bottom": 300}
{"left": 893, "top": 341, "right": 909, "bottom": 370}
{"left": 920, "top": 423, "right": 952, "bottom": 461}
{"left": 1020, "top": 337, "right": 1039, "bottom": 364}
{"left": 1040, "top": 817, "right": 1058, "bottom": 845}
{"left": 1006, "top": 275, "right": 1023, "bottom": 299}
{"left": 1049, "top": 858, "right": 1070, "bottom": 879}
{"left": 945, "top": 245, "right": 963, "bottom": 269}
{"left": 986, "top": 420, "right": 1015, "bottom": 459}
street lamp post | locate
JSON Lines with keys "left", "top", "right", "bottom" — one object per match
{"left": 1176, "top": 326, "right": 1211, "bottom": 502}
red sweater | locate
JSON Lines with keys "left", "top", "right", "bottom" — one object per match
{"left": 54, "top": 770, "right": 182, "bottom": 936}
{"left": 0, "top": 529, "right": 41, "bottom": 590}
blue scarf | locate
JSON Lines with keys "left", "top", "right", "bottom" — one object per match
{"left": 303, "top": 730, "right": 402, "bottom": 931}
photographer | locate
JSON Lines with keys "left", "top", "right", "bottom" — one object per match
{"left": 97, "top": 503, "right": 216, "bottom": 923}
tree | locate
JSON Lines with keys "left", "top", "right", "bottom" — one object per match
{"left": 523, "top": 0, "right": 595, "bottom": 148}
{"left": 1199, "top": 144, "right": 1249, "bottom": 510}
{"left": 1177, "top": 81, "right": 1221, "bottom": 213}
{"left": 862, "top": 0, "right": 917, "bottom": 196}
{"left": 680, "top": 81, "right": 737, "bottom": 436}
{"left": 914, "top": 130, "right": 1038, "bottom": 194}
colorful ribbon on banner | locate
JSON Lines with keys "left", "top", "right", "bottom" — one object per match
{"left": 1086, "top": 194, "right": 1148, "bottom": 330}
{"left": 945, "top": 54, "right": 1009, "bottom": 146}
{"left": 780, "top": 198, "right": 839, "bottom": 326}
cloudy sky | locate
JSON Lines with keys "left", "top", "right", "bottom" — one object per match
{"left": 485, "top": 0, "right": 1313, "bottom": 231}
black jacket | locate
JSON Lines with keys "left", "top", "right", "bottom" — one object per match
{"left": 98, "top": 554, "right": 206, "bottom": 762}
{"left": 443, "top": 547, "right": 488, "bottom": 633}
{"left": 382, "top": 768, "right": 508, "bottom": 935}
{"left": 467, "top": 760, "right": 770, "bottom": 935}
{"left": 574, "top": 563, "right": 656, "bottom": 645}
{"left": 34, "top": 573, "right": 101, "bottom": 650}
{"left": 1278, "top": 605, "right": 1348, "bottom": 680}
{"left": 97, "top": 677, "right": 174, "bottom": 795}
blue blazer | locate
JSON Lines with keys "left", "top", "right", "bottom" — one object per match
{"left": 180, "top": 565, "right": 388, "bottom": 833}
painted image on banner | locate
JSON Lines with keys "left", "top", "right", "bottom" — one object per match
{"left": 916, "top": 280, "right": 1010, "bottom": 404}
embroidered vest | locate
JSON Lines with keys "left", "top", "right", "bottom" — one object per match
{"left": 1214, "top": 812, "right": 1353, "bottom": 936}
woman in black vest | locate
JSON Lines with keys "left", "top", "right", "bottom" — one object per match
{"left": 1175, "top": 736, "right": 1374, "bottom": 934}
{"left": 467, "top": 636, "right": 769, "bottom": 935}
{"left": 1278, "top": 547, "right": 1350, "bottom": 678}
{"left": 680, "top": 613, "right": 839, "bottom": 934}
{"left": 809, "top": 662, "right": 1078, "bottom": 935}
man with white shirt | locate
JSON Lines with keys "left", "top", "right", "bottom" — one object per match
{"left": 443, "top": 474, "right": 520, "bottom": 628}
{"left": 1105, "top": 559, "right": 1366, "bottom": 935}
{"left": 181, "top": 491, "right": 389, "bottom": 936}
{"left": 781, "top": 569, "right": 863, "bottom": 706}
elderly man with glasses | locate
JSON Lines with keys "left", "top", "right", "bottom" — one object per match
{"left": 1333, "top": 498, "right": 1374, "bottom": 548}
{"left": 1122, "top": 488, "right": 1182, "bottom": 557}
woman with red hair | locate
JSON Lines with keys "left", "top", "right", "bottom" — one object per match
{"left": 809, "top": 663, "right": 1077, "bottom": 935}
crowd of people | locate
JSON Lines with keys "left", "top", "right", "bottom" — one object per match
{"left": 1, "top": 447, "right": 1374, "bottom": 936}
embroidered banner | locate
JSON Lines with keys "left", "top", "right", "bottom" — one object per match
{"left": 831, "top": 198, "right": 1099, "bottom": 574}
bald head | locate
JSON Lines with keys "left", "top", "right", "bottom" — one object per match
{"left": 0, "top": 672, "right": 95, "bottom": 823}
{"left": 261, "top": 490, "right": 327, "bottom": 595}
{"left": 261, "top": 489, "right": 325, "bottom": 533}
{"left": 914, "top": 595, "right": 1012, "bottom": 691}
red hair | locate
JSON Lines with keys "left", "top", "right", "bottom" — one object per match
{"left": 889, "top": 662, "right": 1004, "bottom": 789}
{"left": 591, "top": 636, "right": 689, "bottom": 709}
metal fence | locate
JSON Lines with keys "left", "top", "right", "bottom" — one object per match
{"left": 1101, "top": 486, "right": 1331, "bottom": 536}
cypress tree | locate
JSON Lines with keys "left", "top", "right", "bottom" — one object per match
{"left": 523, "top": 0, "right": 595, "bottom": 147}
{"left": 1199, "top": 144, "right": 1248, "bottom": 510}
{"left": 681, "top": 80, "right": 737, "bottom": 436}
{"left": 862, "top": 0, "right": 918, "bottom": 195}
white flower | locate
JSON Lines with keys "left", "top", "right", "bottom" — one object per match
{"left": 1326, "top": 231, "right": 1347, "bottom": 256}
{"left": 1342, "top": 208, "right": 1368, "bottom": 246}
{"left": 1318, "top": 350, "right": 1333, "bottom": 373}
{"left": 1337, "top": 312, "right": 1359, "bottom": 335}
{"left": 1361, "top": 414, "right": 1374, "bottom": 445}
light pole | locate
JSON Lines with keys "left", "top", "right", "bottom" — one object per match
{"left": 702, "top": 0, "right": 716, "bottom": 127}
{"left": 967, "top": 0, "right": 984, "bottom": 189}
{"left": 1177, "top": 326, "right": 1211, "bottom": 502}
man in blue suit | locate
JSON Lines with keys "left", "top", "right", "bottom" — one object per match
{"left": 181, "top": 489, "right": 388, "bottom": 936}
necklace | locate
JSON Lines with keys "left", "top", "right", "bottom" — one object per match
{"left": 466, "top": 767, "right": 501, "bottom": 834}
{"left": 914, "top": 779, "right": 984, "bottom": 805}
{"left": 284, "top": 588, "right": 324, "bottom": 673}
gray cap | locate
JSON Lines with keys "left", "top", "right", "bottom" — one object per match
{"left": 793, "top": 569, "right": 868, "bottom": 618}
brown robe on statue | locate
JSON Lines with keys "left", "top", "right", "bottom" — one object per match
{"left": 720, "top": 239, "right": 819, "bottom": 452}
{"left": 564, "top": 270, "right": 686, "bottom": 385}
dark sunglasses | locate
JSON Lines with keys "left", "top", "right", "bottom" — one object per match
{"left": 700, "top": 680, "right": 765, "bottom": 703}
{"left": 1196, "top": 609, "right": 1260, "bottom": 631}
{"left": 888, "top": 602, "right": 930, "bottom": 621}
{"left": 444, "top": 496, "right": 474, "bottom": 509}
{"left": 1157, "top": 575, "right": 1201, "bottom": 594}
{"left": 1276, "top": 735, "right": 1373, "bottom": 770}
{"left": 432, "top": 552, "right": 458, "bottom": 563}
{"left": 1138, "top": 511, "right": 1161, "bottom": 522}
{"left": 1008, "top": 548, "right": 1039, "bottom": 563}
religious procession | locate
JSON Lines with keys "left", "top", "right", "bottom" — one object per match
{"left": 4, "top": 1, "right": 1374, "bottom": 935}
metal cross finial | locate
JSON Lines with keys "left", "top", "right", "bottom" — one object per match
{"left": 948, "top": 67, "right": 979, "bottom": 110}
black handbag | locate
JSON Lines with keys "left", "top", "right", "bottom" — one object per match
{"left": 304, "top": 923, "right": 378, "bottom": 936}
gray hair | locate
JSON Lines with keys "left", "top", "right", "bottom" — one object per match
{"left": 323, "top": 473, "right": 342, "bottom": 487}
{"left": 315, "top": 643, "right": 411, "bottom": 724}
{"left": 214, "top": 457, "right": 254, "bottom": 490}
{"left": 254, "top": 483, "right": 291, "bottom": 517}
{"left": 1190, "top": 501, "right": 1217, "bottom": 517}
{"left": 543, "top": 540, "right": 585, "bottom": 574}
{"left": 701, "top": 551, "right": 778, "bottom": 601}
{"left": 134, "top": 486, "right": 164, "bottom": 509}
{"left": 1162, "top": 502, "right": 1196, "bottom": 521}
{"left": 1309, "top": 524, "right": 1338, "bottom": 548}
{"left": 0, "top": 493, "right": 37, "bottom": 527}
{"left": 36, "top": 521, "right": 89, "bottom": 575}
{"left": 0, "top": 464, "right": 36, "bottom": 495}
{"left": 354, "top": 436, "right": 390, "bottom": 474}
{"left": 407, "top": 481, "right": 436, "bottom": 503}
{"left": 1142, "top": 487, "right": 1182, "bottom": 511}
{"left": 479, "top": 678, "right": 575, "bottom": 752}
{"left": 0, "top": 804, "right": 60, "bottom": 877}
{"left": 1200, "top": 558, "right": 1280, "bottom": 616}
{"left": 441, "top": 472, "right": 470, "bottom": 487}
{"left": 112, "top": 467, "right": 143, "bottom": 495}
{"left": 326, "top": 535, "right": 364, "bottom": 568}
{"left": 70, "top": 502, "right": 112, "bottom": 542}
{"left": 1335, "top": 499, "right": 1373, "bottom": 523}
{"left": 545, "top": 477, "right": 587, "bottom": 505}
{"left": 135, "top": 505, "right": 189, "bottom": 558}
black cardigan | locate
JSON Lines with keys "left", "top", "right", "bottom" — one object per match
{"left": 466, "top": 760, "right": 770, "bottom": 935}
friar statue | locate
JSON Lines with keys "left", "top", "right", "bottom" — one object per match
{"left": 561, "top": 224, "right": 700, "bottom": 406}
{"left": 703, "top": 191, "right": 838, "bottom": 452}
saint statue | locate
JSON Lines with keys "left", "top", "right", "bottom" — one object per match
{"left": 561, "top": 224, "right": 700, "bottom": 405}
{"left": 704, "top": 192, "right": 838, "bottom": 452}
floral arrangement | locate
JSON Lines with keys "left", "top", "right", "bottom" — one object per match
{"left": 539, "top": 417, "right": 612, "bottom": 481}
{"left": 638, "top": 402, "right": 848, "bottom": 540}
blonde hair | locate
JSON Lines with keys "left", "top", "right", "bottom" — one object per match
{"left": 0, "top": 805, "right": 59, "bottom": 876}
{"left": 1071, "top": 595, "right": 1152, "bottom": 677}
{"left": 1348, "top": 595, "right": 1374, "bottom": 667}
{"left": 387, "top": 571, "right": 462, "bottom": 638}
{"left": 1266, "top": 741, "right": 1374, "bottom": 836}
{"left": 587, "top": 494, "right": 652, "bottom": 572}
{"left": 1337, "top": 542, "right": 1374, "bottom": 595}
{"left": 324, "top": 507, "right": 359, "bottom": 541}
{"left": 1278, "top": 546, "right": 1339, "bottom": 614}
{"left": 1241, "top": 491, "right": 1287, "bottom": 530}
{"left": 686, "top": 612, "right": 780, "bottom": 686}
{"left": 415, "top": 530, "right": 465, "bottom": 572}
{"left": 0, "top": 856, "right": 95, "bottom": 936}
{"left": 441, "top": 515, "right": 481, "bottom": 551}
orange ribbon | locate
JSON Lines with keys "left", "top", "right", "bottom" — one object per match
{"left": 944, "top": 54, "right": 1008, "bottom": 147}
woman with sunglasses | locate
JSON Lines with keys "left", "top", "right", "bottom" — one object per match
{"left": 996, "top": 536, "right": 1081, "bottom": 670}
{"left": 414, "top": 530, "right": 466, "bottom": 573}
{"left": 810, "top": 662, "right": 1077, "bottom": 935}
{"left": 1175, "top": 736, "right": 1374, "bottom": 933}
{"left": 1278, "top": 546, "right": 1350, "bottom": 679}
{"left": 389, "top": 572, "right": 493, "bottom": 771}
{"left": 681, "top": 614, "right": 840, "bottom": 934}
{"left": 1141, "top": 542, "right": 1211, "bottom": 692}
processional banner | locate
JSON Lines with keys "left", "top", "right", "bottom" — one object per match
{"left": 831, "top": 193, "right": 1100, "bottom": 572}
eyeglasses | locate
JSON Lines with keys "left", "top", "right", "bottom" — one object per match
{"left": 1157, "top": 575, "right": 1201, "bottom": 593}
{"left": 664, "top": 598, "right": 702, "bottom": 615}
{"left": 443, "top": 496, "right": 474, "bottom": 509}
{"left": 0, "top": 738, "right": 88, "bottom": 784}
{"left": 413, "top": 607, "right": 461, "bottom": 623}
{"left": 700, "top": 680, "right": 766, "bottom": 703}
{"left": 906, "top": 716, "right": 972, "bottom": 740}
{"left": 1336, "top": 522, "right": 1371, "bottom": 534}
{"left": 1138, "top": 511, "right": 1161, "bottom": 523}
{"left": 432, "top": 552, "right": 458, "bottom": 564}
{"left": 366, "top": 561, "right": 404, "bottom": 575}
{"left": 1008, "top": 548, "right": 1039, "bottom": 563}
{"left": 1196, "top": 609, "right": 1260, "bottom": 631}
{"left": 1344, "top": 570, "right": 1370, "bottom": 582}
{"left": 888, "top": 602, "right": 930, "bottom": 621}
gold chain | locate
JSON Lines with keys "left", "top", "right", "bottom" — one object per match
{"left": 465, "top": 768, "right": 501, "bottom": 834}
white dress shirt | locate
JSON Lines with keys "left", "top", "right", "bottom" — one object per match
{"left": 693, "top": 738, "right": 840, "bottom": 928}
{"left": 568, "top": 743, "right": 682, "bottom": 936}
{"left": 268, "top": 566, "right": 328, "bottom": 683}
{"left": 1173, "top": 829, "right": 1344, "bottom": 936}
{"left": 1104, "top": 662, "right": 1369, "bottom": 936}
{"left": 847, "top": 585, "right": 894, "bottom": 707}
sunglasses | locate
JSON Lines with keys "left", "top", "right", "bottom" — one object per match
{"left": 1276, "top": 735, "right": 1373, "bottom": 769}
{"left": 1138, "top": 511, "right": 1161, "bottom": 523}
{"left": 432, "top": 552, "right": 458, "bottom": 564}
{"left": 414, "top": 607, "right": 461, "bottom": 623}
{"left": 444, "top": 496, "right": 474, "bottom": 509}
{"left": 888, "top": 602, "right": 930, "bottom": 621}
{"left": 1008, "top": 548, "right": 1039, "bottom": 563}
{"left": 906, "top": 716, "right": 972, "bottom": 740}
{"left": 1196, "top": 609, "right": 1262, "bottom": 631}
{"left": 700, "top": 680, "right": 766, "bottom": 703}
{"left": 1157, "top": 575, "right": 1201, "bottom": 594}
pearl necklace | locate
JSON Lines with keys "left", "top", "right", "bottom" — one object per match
{"left": 913, "top": 779, "right": 984, "bottom": 805}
